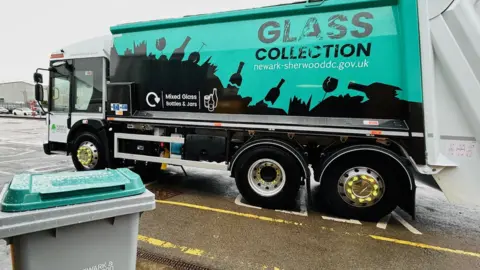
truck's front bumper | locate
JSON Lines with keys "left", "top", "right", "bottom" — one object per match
{"left": 43, "top": 142, "right": 51, "bottom": 155}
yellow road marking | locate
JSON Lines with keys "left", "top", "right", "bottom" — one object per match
{"left": 138, "top": 235, "right": 208, "bottom": 257}
{"left": 139, "top": 234, "right": 283, "bottom": 269}
{"left": 370, "top": 235, "right": 480, "bottom": 258}
{"left": 156, "top": 200, "right": 303, "bottom": 226}
{"left": 154, "top": 199, "right": 479, "bottom": 259}
{"left": 262, "top": 266, "right": 282, "bottom": 270}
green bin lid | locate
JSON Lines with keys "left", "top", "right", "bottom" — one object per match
{"left": 1, "top": 168, "right": 145, "bottom": 212}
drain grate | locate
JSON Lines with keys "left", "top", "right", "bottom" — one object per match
{"left": 137, "top": 247, "right": 211, "bottom": 270}
{"left": 153, "top": 186, "right": 183, "bottom": 200}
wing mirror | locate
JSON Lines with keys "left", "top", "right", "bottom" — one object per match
{"left": 33, "top": 72, "right": 43, "bottom": 84}
{"left": 35, "top": 84, "right": 44, "bottom": 101}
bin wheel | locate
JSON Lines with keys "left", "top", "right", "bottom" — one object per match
{"left": 72, "top": 132, "right": 106, "bottom": 171}
{"left": 320, "top": 149, "right": 403, "bottom": 221}
{"left": 234, "top": 146, "right": 301, "bottom": 209}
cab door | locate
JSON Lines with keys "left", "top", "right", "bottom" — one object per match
{"left": 48, "top": 57, "right": 106, "bottom": 144}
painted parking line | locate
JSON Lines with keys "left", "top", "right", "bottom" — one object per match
{"left": 234, "top": 188, "right": 309, "bottom": 217}
{"left": 321, "top": 216, "right": 362, "bottom": 225}
{"left": 0, "top": 140, "right": 45, "bottom": 147}
{"left": 151, "top": 200, "right": 480, "bottom": 260}
{"left": 0, "top": 146, "right": 17, "bottom": 151}
{"left": 234, "top": 195, "right": 262, "bottom": 210}
{"left": 27, "top": 164, "right": 75, "bottom": 174}
{"left": 275, "top": 208, "right": 308, "bottom": 217}
{"left": 370, "top": 235, "right": 480, "bottom": 258}
{"left": 376, "top": 212, "right": 422, "bottom": 235}
{"left": 234, "top": 194, "right": 308, "bottom": 217}
{"left": 0, "top": 150, "right": 35, "bottom": 158}
{"left": 376, "top": 214, "right": 391, "bottom": 230}
{"left": 138, "top": 234, "right": 209, "bottom": 257}
{"left": 138, "top": 234, "right": 284, "bottom": 269}
{"left": 177, "top": 191, "right": 420, "bottom": 233}
{"left": 0, "top": 156, "right": 58, "bottom": 164}
{"left": 156, "top": 199, "right": 303, "bottom": 226}
{"left": 391, "top": 212, "right": 422, "bottom": 235}
{"left": 277, "top": 188, "right": 308, "bottom": 217}
{"left": 0, "top": 170, "right": 14, "bottom": 175}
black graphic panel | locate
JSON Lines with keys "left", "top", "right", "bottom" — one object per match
{"left": 110, "top": 37, "right": 424, "bottom": 132}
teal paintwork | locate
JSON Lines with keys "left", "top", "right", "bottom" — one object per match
{"left": 111, "top": 0, "right": 422, "bottom": 113}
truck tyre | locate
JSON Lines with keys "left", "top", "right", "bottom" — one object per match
{"left": 234, "top": 146, "right": 301, "bottom": 209}
{"left": 319, "top": 148, "right": 405, "bottom": 221}
{"left": 71, "top": 131, "right": 106, "bottom": 171}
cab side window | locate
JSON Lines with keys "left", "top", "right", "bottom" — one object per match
{"left": 73, "top": 58, "right": 104, "bottom": 113}
{"left": 51, "top": 76, "right": 70, "bottom": 112}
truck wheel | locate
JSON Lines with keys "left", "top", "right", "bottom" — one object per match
{"left": 234, "top": 146, "right": 301, "bottom": 209}
{"left": 319, "top": 148, "right": 405, "bottom": 221}
{"left": 71, "top": 132, "right": 106, "bottom": 171}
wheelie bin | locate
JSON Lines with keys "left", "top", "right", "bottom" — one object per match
{"left": 0, "top": 168, "right": 155, "bottom": 270}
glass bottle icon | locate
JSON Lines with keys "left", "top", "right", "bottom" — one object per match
{"left": 229, "top": 62, "right": 245, "bottom": 87}
{"left": 170, "top": 36, "right": 192, "bottom": 61}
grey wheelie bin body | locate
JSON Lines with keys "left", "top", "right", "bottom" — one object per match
{"left": 0, "top": 168, "right": 155, "bottom": 270}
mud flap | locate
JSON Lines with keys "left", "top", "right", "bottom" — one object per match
{"left": 97, "top": 128, "right": 112, "bottom": 168}
{"left": 398, "top": 180, "right": 417, "bottom": 220}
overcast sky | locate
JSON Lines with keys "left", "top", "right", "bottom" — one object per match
{"left": 0, "top": 0, "right": 292, "bottom": 83}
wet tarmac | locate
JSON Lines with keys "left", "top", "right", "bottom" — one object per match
{"left": 1, "top": 118, "right": 480, "bottom": 270}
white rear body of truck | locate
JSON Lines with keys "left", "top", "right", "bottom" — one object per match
{"left": 419, "top": 0, "right": 480, "bottom": 206}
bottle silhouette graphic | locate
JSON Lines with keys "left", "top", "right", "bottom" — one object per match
{"left": 347, "top": 82, "right": 401, "bottom": 101}
{"left": 229, "top": 62, "right": 245, "bottom": 87}
{"left": 170, "top": 36, "right": 192, "bottom": 61}
{"left": 347, "top": 82, "right": 367, "bottom": 92}
{"left": 264, "top": 79, "right": 285, "bottom": 105}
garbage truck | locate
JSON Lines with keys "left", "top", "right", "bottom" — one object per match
{"left": 32, "top": 0, "right": 480, "bottom": 221}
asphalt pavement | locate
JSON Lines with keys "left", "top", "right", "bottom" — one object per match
{"left": 0, "top": 118, "right": 480, "bottom": 270}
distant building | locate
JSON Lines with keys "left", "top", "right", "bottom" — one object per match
{"left": 0, "top": 81, "right": 48, "bottom": 104}
{"left": 0, "top": 81, "right": 35, "bottom": 103}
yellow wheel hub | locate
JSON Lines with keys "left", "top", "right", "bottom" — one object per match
{"left": 338, "top": 167, "right": 384, "bottom": 207}
{"left": 77, "top": 146, "right": 93, "bottom": 166}
{"left": 76, "top": 141, "right": 99, "bottom": 169}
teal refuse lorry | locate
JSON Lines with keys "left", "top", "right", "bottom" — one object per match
{"left": 32, "top": 0, "right": 480, "bottom": 221}
{"left": 0, "top": 168, "right": 155, "bottom": 270}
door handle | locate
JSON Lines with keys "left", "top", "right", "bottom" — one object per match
{"left": 53, "top": 87, "right": 60, "bottom": 100}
